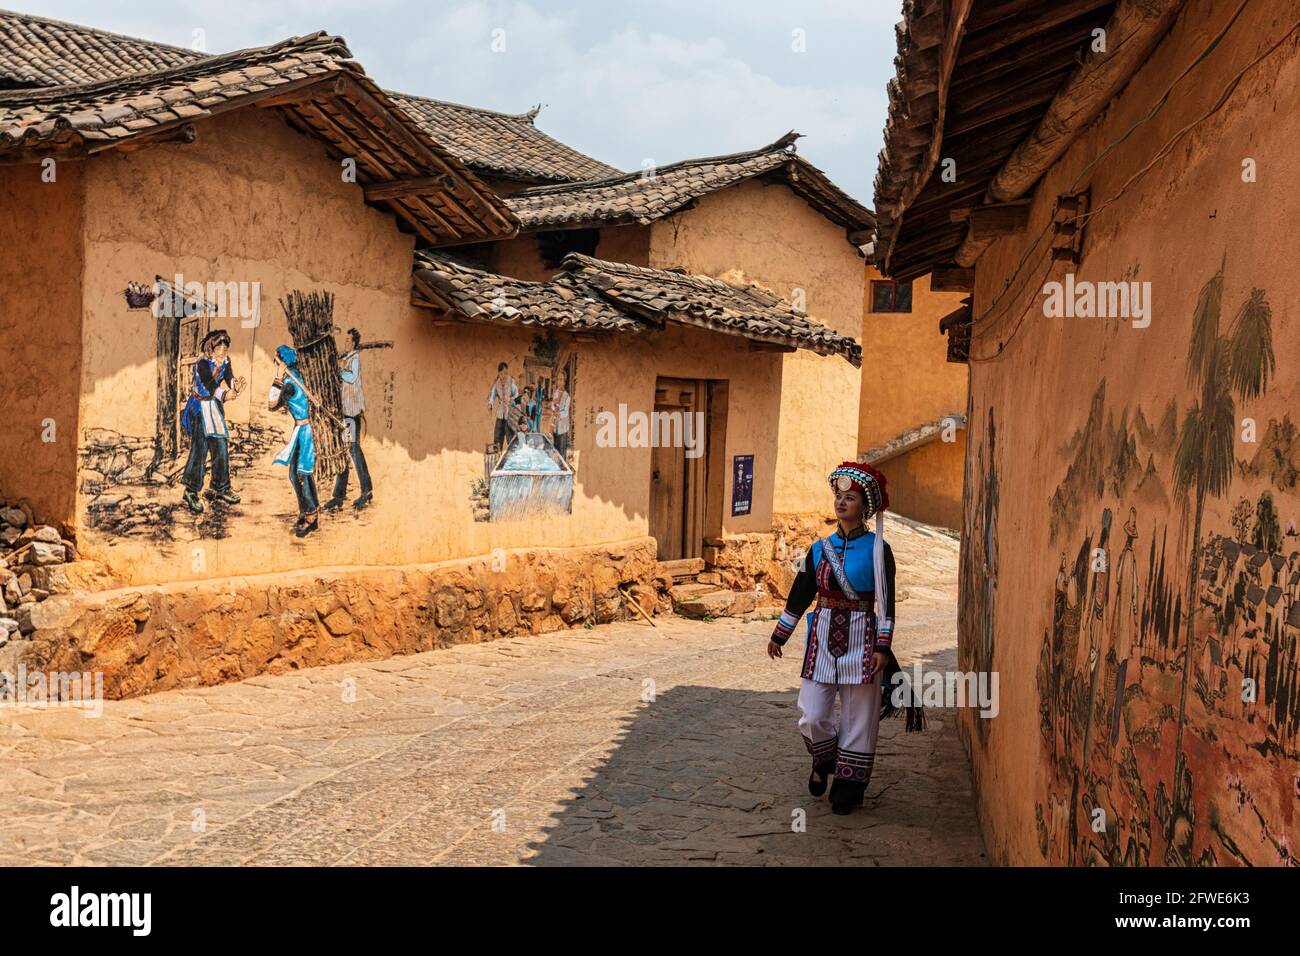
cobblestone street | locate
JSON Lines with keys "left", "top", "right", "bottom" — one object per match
{"left": 0, "top": 519, "right": 985, "bottom": 866}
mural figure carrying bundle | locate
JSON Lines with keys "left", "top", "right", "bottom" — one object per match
{"left": 268, "top": 345, "right": 320, "bottom": 538}
{"left": 323, "top": 327, "right": 374, "bottom": 512}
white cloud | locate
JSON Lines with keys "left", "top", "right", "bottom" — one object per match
{"left": 26, "top": 0, "right": 895, "bottom": 200}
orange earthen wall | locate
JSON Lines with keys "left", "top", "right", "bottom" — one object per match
{"left": 958, "top": 0, "right": 1300, "bottom": 866}
{"left": 880, "top": 432, "right": 966, "bottom": 530}
{"left": 0, "top": 162, "right": 84, "bottom": 527}
{"left": 648, "top": 179, "right": 866, "bottom": 519}
{"left": 858, "top": 269, "right": 967, "bottom": 450}
{"left": 71, "top": 107, "right": 782, "bottom": 585}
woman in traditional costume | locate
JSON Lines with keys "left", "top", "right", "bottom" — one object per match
{"left": 767, "top": 461, "right": 921, "bottom": 814}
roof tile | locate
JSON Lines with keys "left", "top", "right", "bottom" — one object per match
{"left": 389, "top": 91, "right": 620, "bottom": 185}
{"left": 506, "top": 133, "right": 874, "bottom": 244}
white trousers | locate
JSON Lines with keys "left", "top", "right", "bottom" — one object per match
{"left": 797, "top": 675, "right": 883, "bottom": 785}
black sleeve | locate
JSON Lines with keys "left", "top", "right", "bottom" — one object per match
{"left": 196, "top": 360, "right": 219, "bottom": 394}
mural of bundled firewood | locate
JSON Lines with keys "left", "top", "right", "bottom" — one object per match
{"left": 280, "top": 289, "right": 349, "bottom": 489}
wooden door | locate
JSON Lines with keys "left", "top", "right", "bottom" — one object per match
{"left": 649, "top": 378, "right": 708, "bottom": 560}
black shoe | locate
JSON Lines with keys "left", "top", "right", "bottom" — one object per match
{"left": 294, "top": 514, "right": 319, "bottom": 538}
{"left": 182, "top": 490, "right": 205, "bottom": 514}
{"left": 205, "top": 489, "right": 241, "bottom": 505}
{"left": 353, "top": 491, "right": 373, "bottom": 511}
{"left": 322, "top": 496, "right": 345, "bottom": 512}
{"left": 829, "top": 777, "right": 865, "bottom": 814}
{"left": 808, "top": 765, "right": 832, "bottom": 797}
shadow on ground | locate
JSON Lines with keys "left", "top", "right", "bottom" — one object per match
{"left": 523, "top": 646, "right": 986, "bottom": 866}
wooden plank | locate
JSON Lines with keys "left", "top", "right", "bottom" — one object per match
{"left": 255, "top": 75, "right": 346, "bottom": 108}
{"left": 969, "top": 203, "right": 1030, "bottom": 239}
{"left": 108, "top": 122, "right": 197, "bottom": 153}
{"left": 959, "top": 0, "right": 1114, "bottom": 64}
{"left": 363, "top": 174, "right": 454, "bottom": 201}
{"left": 931, "top": 266, "right": 976, "bottom": 292}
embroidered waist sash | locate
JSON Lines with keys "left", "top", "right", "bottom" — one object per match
{"left": 816, "top": 592, "right": 875, "bottom": 612}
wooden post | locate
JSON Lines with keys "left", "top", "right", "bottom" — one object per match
{"left": 154, "top": 300, "right": 180, "bottom": 463}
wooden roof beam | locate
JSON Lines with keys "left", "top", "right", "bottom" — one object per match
{"left": 990, "top": 0, "right": 1186, "bottom": 201}
{"left": 363, "top": 174, "right": 455, "bottom": 202}
{"left": 931, "top": 266, "right": 976, "bottom": 292}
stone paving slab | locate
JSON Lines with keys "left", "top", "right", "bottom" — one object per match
{"left": 0, "top": 519, "right": 985, "bottom": 866}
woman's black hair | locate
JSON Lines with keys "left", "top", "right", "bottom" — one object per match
{"left": 348, "top": 327, "right": 362, "bottom": 348}
{"left": 201, "top": 329, "right": 231, "bottom": 352}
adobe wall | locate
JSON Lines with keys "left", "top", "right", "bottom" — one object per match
{"left": 881, "top": 432, "right": 966, "bottom": 531}
{"left": 69, "top": 108, "right": 782, "bottom": 586}
{"left": 858, "top": 269, "right": 967, "bottom": 450}
{"left": 491, "top": 223, "right": 650, "bottom": 283}
{"left": 648, "top": 178, "right": 865, "bottom": 522}
{"left": 0, "top": 161, "right": 85, "bottom": 527}
{"left": 958, "top": 0, "right": 1300, "bottom": 866}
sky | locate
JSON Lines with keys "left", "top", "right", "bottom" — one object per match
{"left": 17, "top": 0, "right": 902, "bottom": 204}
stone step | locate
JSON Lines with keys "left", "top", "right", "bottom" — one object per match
{"left": 673, "top": 588, "right": 760, "bottom": 620}
{"left": 670, "top": 582, "right": 715, "bottom": 601}
{"left": 658, "top": 557, "right": 705, "bottom": 582}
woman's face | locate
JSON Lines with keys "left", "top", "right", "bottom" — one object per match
{"left": 834, "top": 486, "right": 866, "bottom": 525}
{"left": 211, "top": 342, "right": 228, "bottom": 363}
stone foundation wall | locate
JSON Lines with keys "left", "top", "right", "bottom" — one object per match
{"left": 4, "top": 537, "right": 659, "bottom": 700}
{"left": 703, "top": 512, "right": 837, "bottom": 599}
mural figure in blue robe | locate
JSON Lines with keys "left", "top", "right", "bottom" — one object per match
{"left": 180, "top": 329, "right": 245, "bottom": 514}
{"left": 268, "top": 344, "right": 319, "bottom": 537}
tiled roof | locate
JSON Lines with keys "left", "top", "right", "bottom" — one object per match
{"left": 412, "top": 251, "right": 860, "bottom": 365}
{"left": 412, "top": 250, "right": 640, "bottom": 334}
{"left": 557, "top": 254, "right": 862, "bottom": 366}
{"left": 861, "top": 412, "right": 968, "bottom": 465}
{"left": 873, "top": 0, "right": 1119, "bottom": 278}
{"left": 0, "top": 32, "right": 518, "bottom": 246}
{"left": 507, "top": 133, "right": 875, "bottom": 246}
{"left": 0, "top": 9, "right": 618, "bottom": 187}
{"left": 0, "top": 8, "right": 204, "bottom": 87}
{"left": 389, "top": 92, "right": 620, "bottom": 185}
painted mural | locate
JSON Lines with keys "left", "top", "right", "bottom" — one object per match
{"left": 471, "top": 332, "right": 577, "bottom": 522}
{"left": 1032, "top": 265, "right": 1297, "bottom": 866}
{"left": 959, "top": 406, "right": 1000, "bottom": 745}
{"left": 80, "top": 281, "right": 392, "bottom": 547}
